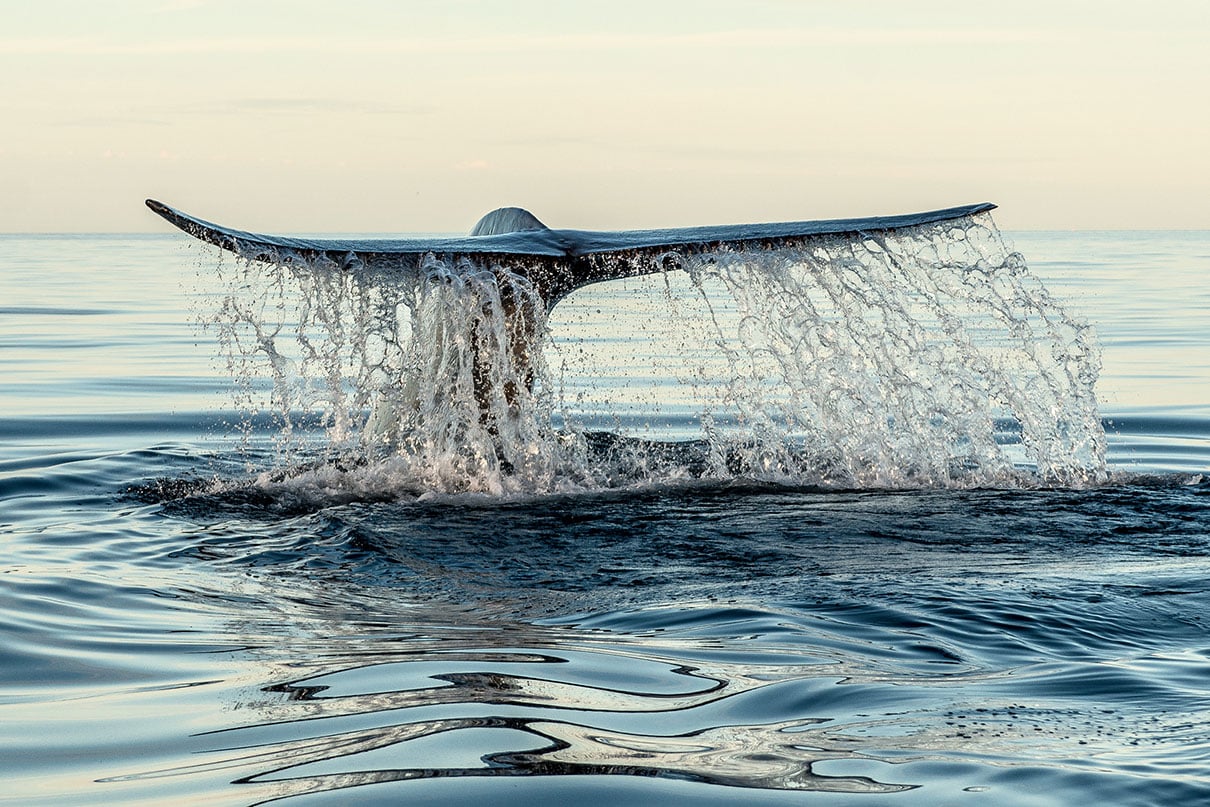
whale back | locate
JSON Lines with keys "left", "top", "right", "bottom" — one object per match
{"left": 469, "top": 207, "right": 549, "bottom": 237}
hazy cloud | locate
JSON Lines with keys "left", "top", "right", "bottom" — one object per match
{"left": 0, "top": 27, "right": 1069, "bottom": 57}
{"left": 216, "top": 97, "right": 437, "bottom": 117}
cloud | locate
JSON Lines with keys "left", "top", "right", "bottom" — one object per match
{"left": 99, "top": 97, "right": 440, "bottom": 120}
{"left": 0, "top": 27, "right": 1069, "bottom": 57}
{"left": 217, "top": 97, "right": 435, "bottom": 116}
{"left": 153, "top": 0, "right": 210, "bottom": 11}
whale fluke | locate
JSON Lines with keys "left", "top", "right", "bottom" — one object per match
{"left": 145, "top": 199, "right": 996, "bottom": 308}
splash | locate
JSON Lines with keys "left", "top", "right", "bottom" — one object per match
{"left": 655, "top": 217, "right": 1106, "bottom": 487}
{"left": 201, "top": 212, "right": 1106, "bottom": 494}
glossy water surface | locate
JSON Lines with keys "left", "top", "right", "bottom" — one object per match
{"left": 1, "top": 230, "right": 1208, "bottom": 806}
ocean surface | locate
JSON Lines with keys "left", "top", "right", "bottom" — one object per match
{"left": 1, "top": 226, "right": 1208, "bottom": 806}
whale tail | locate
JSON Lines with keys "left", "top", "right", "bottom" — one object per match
{"left": 144, "top": 199, "right": 996, "bottom": 310}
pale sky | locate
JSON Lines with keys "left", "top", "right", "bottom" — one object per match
{"left": 2, "top": 0, "right": 1207, "bottom": 232}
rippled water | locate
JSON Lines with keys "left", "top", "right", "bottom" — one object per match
{"left": 2, "top": 229, "right": 1208, "bottom": 806}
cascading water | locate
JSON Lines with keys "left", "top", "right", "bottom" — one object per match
{"left": 656, "top": 215, "right": 1106, "bottom": 487}
{"left": 200, "top": 211, "right": 1107, "bottom": 495}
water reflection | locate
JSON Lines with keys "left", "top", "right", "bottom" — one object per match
{"left": 199, "top": 631, "right": 917, "bottom": 803}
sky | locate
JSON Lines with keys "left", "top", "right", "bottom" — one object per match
{"left": 2, "top": 0, "right": 1207, "bottom": 232}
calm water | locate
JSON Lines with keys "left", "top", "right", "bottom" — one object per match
{"left": 1, "top": 229, "right": 1208, "bottom": 806}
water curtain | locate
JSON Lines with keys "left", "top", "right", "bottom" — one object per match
{"left": 203, "top": 212, "right": 1106, "bottom": 492}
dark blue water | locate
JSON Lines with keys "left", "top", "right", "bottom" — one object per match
{"left": 1, "top": 231, "right": 1208, "bottom": 806}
